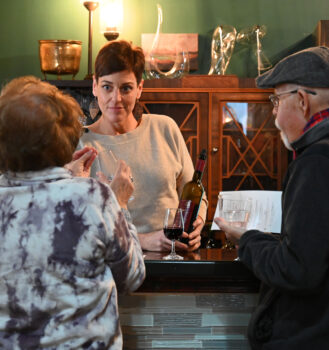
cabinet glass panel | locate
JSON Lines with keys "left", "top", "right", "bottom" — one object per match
{"left": 221, "top": 101, "right": 280, "bottom": 191}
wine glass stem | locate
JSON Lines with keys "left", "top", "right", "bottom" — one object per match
{"left": 171, "top": 240, "right": 175, "bottom": 255}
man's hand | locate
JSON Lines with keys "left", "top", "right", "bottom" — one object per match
{"left": 213, "top": 217, "right": 246, "bottom": 245}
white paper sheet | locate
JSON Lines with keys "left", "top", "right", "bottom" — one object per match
{"left": 211, "top": 190, "right": 282, "bottom": 233}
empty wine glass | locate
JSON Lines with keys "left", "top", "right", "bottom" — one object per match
{"left": 163, "top": 208, "right": 184, "bottom": 260}
{"left": 98, "top": 148, "right": 134, "bottom": 201}
{"left": 218, "top": 197, "right": 252, "bottom": 250}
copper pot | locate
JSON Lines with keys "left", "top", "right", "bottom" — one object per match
{"left": 39, "top": 40, "right": 82, "bottom": 79}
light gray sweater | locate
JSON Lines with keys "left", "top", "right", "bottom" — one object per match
{"left": 79, "top": 114, "right": 208, "bottom": 234}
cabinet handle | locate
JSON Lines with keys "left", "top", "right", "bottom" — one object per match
{"left": 212, "top": 147, "right": 219, "bottom": 153}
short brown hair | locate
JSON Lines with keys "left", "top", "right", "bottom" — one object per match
{"left": 94, "top": 40, "right": 145, "bottom": 84}
{"left": 0, "top": 77, "right": 82, "bottom": 172}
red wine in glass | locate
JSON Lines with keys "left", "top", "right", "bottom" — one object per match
{"left": 164, "top": 227, "right": 183, "bottom": 240}
{"left": 163, "top": 208, "right": 184, "bottom": 260}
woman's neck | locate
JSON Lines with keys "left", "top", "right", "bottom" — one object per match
{"left": 88, "top": 114, "right": 138, "bottom": 135}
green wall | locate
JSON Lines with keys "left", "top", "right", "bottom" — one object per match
{"left": 1, "top": 0, "right": 329, "bottom": 85}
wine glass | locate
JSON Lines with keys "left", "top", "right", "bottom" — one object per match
{"left": 98, "top": 148, "right": 134, "bottom": 201}
{"left": 218, "top": 197, "right": 251, "bottom": 250}
{"left": 163, "top": 208, "right": 184, "bottom": 260}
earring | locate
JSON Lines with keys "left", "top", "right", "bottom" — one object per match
{"left": 133, "top": 98, "right": 144, "bottom": 120}
{"left": 89, "top": 97, "right": 100, "bottom": 120}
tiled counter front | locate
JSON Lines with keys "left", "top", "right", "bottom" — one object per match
{"left": 119, "top": 249, "right": 260, "bottom": 350}
{"left": 119, "top": 293, "right": 257, "bottom": 350}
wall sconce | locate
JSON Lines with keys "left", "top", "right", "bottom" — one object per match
{"left": 81, "top": 1, "right": 99, "bottom": 79}
{"left": 99, "top": 0, "right": 123, "bottom": 41}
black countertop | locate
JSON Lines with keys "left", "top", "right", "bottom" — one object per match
{"left": 137, "top": 248, "right": 260, "bottom": 293}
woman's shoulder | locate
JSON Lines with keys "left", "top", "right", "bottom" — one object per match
{"left": 144, "top": 114, "right": 179, "bottom": 130}
{"left": 80, "top": 125, "right": 97, "bottom": 138}
{"left": 79, "top": 127, "right": 92, "bottom": 142}
{"left": 78, "top": 126, "right": 106, "bottom": 148}
{"left": 65, "top": 175, "right": 106, "bottom": 192}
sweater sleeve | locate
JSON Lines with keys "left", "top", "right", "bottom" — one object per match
{"left": 95, "top": 182, "right": 145, "bottom": 293}
{"left": 239, "top": 153, "right": 329, "bottom": 294}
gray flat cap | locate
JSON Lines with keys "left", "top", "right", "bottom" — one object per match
{"left": 256, "top": 46, "right": 329, "bottom": 88}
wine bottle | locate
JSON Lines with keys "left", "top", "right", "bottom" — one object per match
{"left": 178, "top": 149, "right": 207, "bottom": 243}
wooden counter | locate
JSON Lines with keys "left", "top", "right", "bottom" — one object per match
{"left": 139, "top": 248, "right": 260, "bottom": 293}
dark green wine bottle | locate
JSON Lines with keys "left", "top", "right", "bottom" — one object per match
{"left": 179, "top": 149, "right": 207, "bottom": 244}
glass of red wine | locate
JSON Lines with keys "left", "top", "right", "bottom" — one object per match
{"left": 163, "top": 208, "right": 184, "bottom": 260}
{"left": 98, "top": 148, "right": 134, "bottom": 201}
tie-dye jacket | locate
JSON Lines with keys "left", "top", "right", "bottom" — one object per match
{"left": 0, "top": 167, "right": 145, "bottom": 349}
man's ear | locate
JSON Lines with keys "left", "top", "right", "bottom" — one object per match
{"left": 298, "top": 90, "right": 310, "bottom": 119}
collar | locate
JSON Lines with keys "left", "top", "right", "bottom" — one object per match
{"left": 0, "top": 167, "right": 72, "bottom": 187}
{"left": 291, "top": 109, "right": 329, "bottom": 154}
{"left": 303, "top": 108, "right": 329, "bottom": 133}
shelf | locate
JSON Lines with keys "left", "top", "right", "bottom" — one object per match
{"left": 46, "top": 79, "right": 92, "bottom": 88}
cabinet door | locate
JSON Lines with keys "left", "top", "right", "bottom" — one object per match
{"left": 209, "top": 90, "right": 288, "bottom": 219}
{"left": 140, "top": 90, "right": 209, "bottom": 196}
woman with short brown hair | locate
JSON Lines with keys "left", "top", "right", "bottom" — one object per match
{"left": 79, "top": 39, "right": 208, "bottom": 252}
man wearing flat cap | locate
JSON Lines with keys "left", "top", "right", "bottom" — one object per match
{"left": 215, "top": 46, "right": 329, "bottom": 350}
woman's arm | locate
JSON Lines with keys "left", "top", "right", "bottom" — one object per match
{"left": 95, "top": 162, "right": 145, "bottom": 292}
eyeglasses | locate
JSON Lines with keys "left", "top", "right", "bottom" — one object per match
{"left": 269, "top": 89, "right": 317, "bottom": 108}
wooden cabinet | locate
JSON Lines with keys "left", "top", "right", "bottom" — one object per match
{"left": 316, "top": 20, "right": 329, "bottom": 46}
{"left": 50, "top": 76, "right": 288, "bottom": 222}
{"left": 141, "top": 79, "right": 288, "bottom": 220}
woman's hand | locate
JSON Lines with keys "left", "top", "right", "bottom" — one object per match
{"left": 97, "top": 160, "right": 134, "bottom": 209}
{"left": 182, "top": 216, "right": 204, "bottom": 251}
{"left": 138, "top": 230, "right": 174, "bottom": 252}
{"left": 65, "top": 147, "right": 97, "bottom": 177}
{"left": 213, "top": 217, "right": 246, "bottom": 245}
{"left": 138, "top": 216, "right": 205, "bottom": 252}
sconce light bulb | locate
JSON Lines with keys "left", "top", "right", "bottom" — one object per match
{"left": 100, "top": 0, "right": 123, "bottom": 38}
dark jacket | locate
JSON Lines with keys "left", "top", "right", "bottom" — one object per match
{"left": 239, "top": 117, "right": 329, "bottom": 349}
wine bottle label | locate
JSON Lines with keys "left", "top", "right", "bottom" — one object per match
{"left": 179, "top": 199, "right": 196, "bottom": 232}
